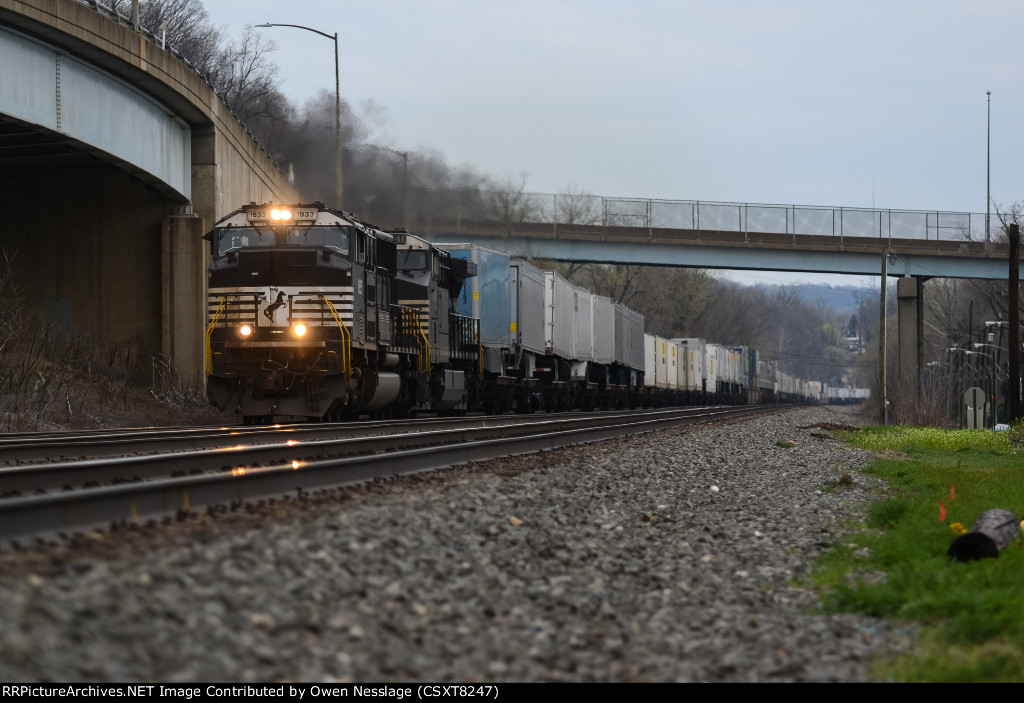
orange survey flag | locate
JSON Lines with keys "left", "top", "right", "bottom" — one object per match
{"left": 939, "top": 500, "right": 947, "bottom": 522}
{"left": 950, "top": 483, "right": 956, "bottom": 501}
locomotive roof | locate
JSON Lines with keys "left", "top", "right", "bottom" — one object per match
{"left": 205, "top": 202, "right": 397, "bottom": 243}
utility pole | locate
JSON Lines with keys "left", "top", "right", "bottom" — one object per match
{"left": 1009, "top": 223, "right": 1021, "bottom": 421}
{"left": 879, "top": 252, "right": 887, "bottom": 425}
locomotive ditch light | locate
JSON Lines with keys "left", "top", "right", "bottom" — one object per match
{"left": 293, "top": 323, "right": 308, "bottom": 337}
{"left": 239, "top": 324, "right": 253, "bottom": 337}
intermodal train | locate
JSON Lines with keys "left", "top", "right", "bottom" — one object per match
{"left": 203, "top": 202, "right": 824, "bottom": 424}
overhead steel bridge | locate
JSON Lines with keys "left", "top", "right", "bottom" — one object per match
{"left": 413, "top": 194, "right": 1012, "bottom": 280}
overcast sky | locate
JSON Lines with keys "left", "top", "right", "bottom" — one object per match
{"left": 203, "top": 0, "right": 1023, "bottom": 289}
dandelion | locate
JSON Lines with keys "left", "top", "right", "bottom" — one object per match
{"left": 949, "top": 522, "right": 967, "bottom": 535}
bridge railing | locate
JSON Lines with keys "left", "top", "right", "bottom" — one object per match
{"left": 394, "top": 188, "right": 990, "bottom": 243}
{"left": 509, "top": 193, "right": 985, "bottom": 242}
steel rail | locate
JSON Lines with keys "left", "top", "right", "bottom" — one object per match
{"left": 0, "top": 407, "right": 727, "bottom": 463}
{"left": 0, "top": 407, "right": 760, "bottom": 492}
{"left": 0, "top": 405, "right": 780, "bottom": 545}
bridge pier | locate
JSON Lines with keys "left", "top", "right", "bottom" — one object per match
{"left": 162, "top": 210, "right": 206, "bottom": 386}
{"left": 897, "top": 276, "right": 924, "bottom": 409}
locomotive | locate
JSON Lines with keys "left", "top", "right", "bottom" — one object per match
{"left": 203, "top": 202, "right": 821, "bottom": 424}
{"left": 204, "top": 202, "right": 477, "bottom": 423}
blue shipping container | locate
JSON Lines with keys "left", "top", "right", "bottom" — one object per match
{"left": 439, "top": 244, "right": 514, "bottom": 348}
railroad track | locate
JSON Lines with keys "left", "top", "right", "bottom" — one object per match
{"left": 0, "top": 405, "right": 783, "bottom": 546}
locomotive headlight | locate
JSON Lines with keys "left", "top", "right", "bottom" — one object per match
{"left": 270, "top": 208, "right": 293, "bottom": 222}
{"left": 239, "top": 324, "right": 253, "bottom": 337}
{"left": 293, "top": 323, "right": 307, "bottom": 337}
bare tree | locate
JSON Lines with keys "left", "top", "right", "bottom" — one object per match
{"left": 490, "top": 173, "right": 538, "bottom": 228}
{"left": 109, "top": 0, "right": 223, "bottom": 74}
{"left": 206, "top": 28, "right": 286, "bottom": 128}
{"left": 555, "top": 184, "right": 602, "bottom": 225}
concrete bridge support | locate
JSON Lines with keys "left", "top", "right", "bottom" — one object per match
{"left": 162, "top": 211, "right": 206, "bottom": 385}
{"left": 897, "top": 276, "right": 924, "bottom": 408}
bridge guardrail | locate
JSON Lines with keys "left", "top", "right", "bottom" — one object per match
{"left": 520, "top": 193, "right": 984, "bottom": 243}
{"left": 363, "top": 186, "right": 994, "bottom": 245}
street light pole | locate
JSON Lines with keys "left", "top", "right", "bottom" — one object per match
{"left": 986, "top": 90, "right": 991, "bottom": 243}
{"left": 256, "top": 23, "right": 343, "bottom": 210}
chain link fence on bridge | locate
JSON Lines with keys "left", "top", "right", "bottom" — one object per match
{"left": 390, "top": 188, "right": 986, "bottom": 243}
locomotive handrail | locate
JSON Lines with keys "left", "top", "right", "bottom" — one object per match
{"left": 321, "top": 296, "right": 350, "bottom": 374}
{"left": 404, "top": 307, "right": 431, "bottom": 377}
{"left": 205, "top": 297, "right": 228, "bottom": 375}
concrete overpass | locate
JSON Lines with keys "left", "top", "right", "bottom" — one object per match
{"left": 0, "top": 0, "right": 298, "bottom": 382}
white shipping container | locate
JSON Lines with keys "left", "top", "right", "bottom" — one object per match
{"left": 592, "top": 295, "right": 614, "bottom": 365}
{"left": 613, "top": 303, "right": 645, "bottom": 372}
{"left": 673, "top": 338, "right": 705, "bottom": 392}
{"left": 654, "top": 335, "right": 670, "bottom": 389}
{"left": 674, "top": 340, "right": 688, "bottom": 390}
{"left": 572, "top": 288, "right": 595, "bottom": 361}
{"left": 544, "top": 271, "right": 575, "bottom": 360}
{"left": 705, "top": 344, "right": 721, "bottom": 392}
{"left": 510, "top": 259, "right": 546, "bottom": 355}
{"left": 667, "top": 339, "right": 680, "bottom": 390}
{"left": 644, "top": 334, "right": 657, "bottom": 388}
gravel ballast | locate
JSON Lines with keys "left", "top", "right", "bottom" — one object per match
{"left": 0, "top": 405, "right": 916, "bottom": 682}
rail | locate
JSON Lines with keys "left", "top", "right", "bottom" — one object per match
{"left": 0, "top": 405, "right": 782, "bottom": 545}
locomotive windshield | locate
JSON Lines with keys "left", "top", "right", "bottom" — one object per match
{"left": 214, "top": 225, "right": 351, "bottom": 257}
{"left": 216, "top": 227, "right": 274, "bottom": 255}
{"left": 397, "top": 250, "right": 428, "bottom": 270}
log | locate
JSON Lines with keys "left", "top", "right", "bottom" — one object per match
{"left": 947, "top": 509, "right": 1021, "bottom": 563}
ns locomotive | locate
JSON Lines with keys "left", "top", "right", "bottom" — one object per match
{"left": 203, "top": 202, "right": 816, "bottom": 424}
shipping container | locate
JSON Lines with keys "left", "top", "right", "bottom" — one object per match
{"left": 544, "top": 271, "right": 575, "bottom": 360}
{"left": 592, "top": 295, "right": 614, "bottom": 365}
{"left": 644, "top": 334, "right": 657, "bottom": 388}
{"left": 667, "top": 339, "right": 680, "bottom": 390}
{"left": 572, "top": 287, "right": 595, "bottom": 362}
{"left": 673, "top": 340, "right": 688, "bottom": 390}
{"left": 613, "top": 302, "right": 645, "bottom": 372}
{"left": 705, "top": 343, "right": 721, "bottom": 392}
{"left": 510, "top": 258, "right": 546, "bottom": 355}
{"left": 674, "top": 338, "right": 705, "bottom": 392}
{"left": 654, "top": 335, "right": 670, "bottom": 388}
{"left": 437, "top": 244, "right": 513, "bottom": 348}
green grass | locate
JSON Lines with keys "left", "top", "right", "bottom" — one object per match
{"left": 816, "top": 425, "right": 1024, "bottom": 682}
